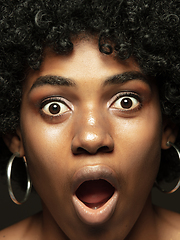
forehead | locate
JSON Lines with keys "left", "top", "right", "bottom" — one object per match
{"left": 26, "top": 38, "right": 141, "bottom": 87}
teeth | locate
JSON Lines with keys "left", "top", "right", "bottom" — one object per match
{"left": 84, "top": 201, "right": 106, "bottom": 210}
{"left": 92, "top": 206, "right": 99, "bottom": 210}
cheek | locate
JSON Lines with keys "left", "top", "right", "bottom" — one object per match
{"left": 110, "top": 107, "right": 163, "bottom": 226}
{"left": 20, "top": 113, "right": 73, "bottom": 194}
{"left": 20, "top": 115, "right": 82, "bottom": 231}
{"left": 113, "top": 105, "right": 162, "bottom": 187}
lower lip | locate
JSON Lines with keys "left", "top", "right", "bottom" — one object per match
{"left": 72, "top": 190, "right": 118, "bottom": 225}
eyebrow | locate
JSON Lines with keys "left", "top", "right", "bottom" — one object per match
{"left": 29, "top": 75, "right": 76, "bottom": 92}
{"left": 29, "top": 71, "right": 149, "bottom": 93}
{"left": 103, "top": 71, "right": 149, "bottom": 86}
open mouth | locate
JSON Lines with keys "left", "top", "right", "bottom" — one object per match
{"left": 72, "top": 165, "right": 119, "bottom": 225}
{"left": 75, "top": 179, "right": 115, "bottom": 209}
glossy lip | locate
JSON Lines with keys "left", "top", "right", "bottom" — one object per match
{"left": 72, "top": 165, "right": 119, "bottom": 225}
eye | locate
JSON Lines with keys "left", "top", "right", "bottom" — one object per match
{"left": 41, "top": 100, "right": 70, "bottom": 116}
{"left": 111, "top": 94, "right": 141, "bottom": 111}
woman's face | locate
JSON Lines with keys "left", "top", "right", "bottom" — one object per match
{"left": 19, "top": 38, "right": 164, "bottom": 239}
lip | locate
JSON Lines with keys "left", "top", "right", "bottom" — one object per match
{"left": 72, "top": 165, "right": 119, "bottom": 225}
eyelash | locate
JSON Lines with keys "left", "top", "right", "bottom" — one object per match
{"left": 40, "top": 97, "right": 71, "bottom": 117}
{"left": 110, "top": 92, "right": 142, "bottom": 112}
{"left": 39, "top": 92, "right": 142, "bottom": 120}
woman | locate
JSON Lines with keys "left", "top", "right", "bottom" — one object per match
{"left": 0, "top": 0, "right": 180, "bottom": 239}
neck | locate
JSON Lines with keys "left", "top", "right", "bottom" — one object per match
{"left": 125, "top": 194, "right": 159, "bottom": 240}
{"left": 38, "top": 202, "right": 69, "bottom": 240}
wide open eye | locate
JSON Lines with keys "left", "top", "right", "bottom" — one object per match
{"left": 111, "top": 94, "right": 141, "bottom": 111}
{"left": 41, "top": 100, "right": 70, "bottom": 116}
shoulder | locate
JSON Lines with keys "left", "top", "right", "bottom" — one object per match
{"left": 154, "top": 206, "right": 180, "bottom": 240}
{"left": 0, "top": 212, "right": 42, "bottom": 240}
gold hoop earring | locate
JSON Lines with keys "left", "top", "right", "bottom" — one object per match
{"left": 155, "top": 141, "right": 180, "bottom": 194}
{"left": 7, "top": 153, "right": 32, "bottom": 204}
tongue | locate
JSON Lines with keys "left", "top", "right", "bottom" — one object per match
{"left": 76, "top": 179, "right": 114, "bottom": 205}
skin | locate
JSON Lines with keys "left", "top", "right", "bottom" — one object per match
{"left": 1, "top": 37, "right": 180, "bottom": 239}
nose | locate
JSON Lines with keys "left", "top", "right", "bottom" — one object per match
{"left": 71, "top": 111, "right": 114, "bottom": 155}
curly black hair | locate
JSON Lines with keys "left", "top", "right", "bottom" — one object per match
{"left": 0, "top": 0, "right": 180, "bottom": 184}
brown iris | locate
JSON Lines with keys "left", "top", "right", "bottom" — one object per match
{"left": 49, "top": 103, "right": 61, "bottom": 114}
{"left": 121, "top": 98, "right": 133, "bottom": 109}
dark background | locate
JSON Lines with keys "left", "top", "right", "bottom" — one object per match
{"left": 0, "top": 176, "right": 180, "bottom": 230}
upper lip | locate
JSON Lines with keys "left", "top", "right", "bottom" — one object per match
{"left": 72, "top": 165, "right": 119, "bottom": 194}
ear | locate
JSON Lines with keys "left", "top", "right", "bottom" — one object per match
{"left": 2, "top": 128, "right": 25, "bottom": 157}
{"left": 161, "top": 118, "right": 179, "bottom": 149}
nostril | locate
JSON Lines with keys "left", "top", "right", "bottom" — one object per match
{"left": 73, "top": 147, "right": 88, "bottom": 155}
{"left": 98, "top": 146, "right": 113, "bottom": 153}
{"left": 73, "top": 145, "right": 113, "bottom": 155}
{"left": 71, "top": 131, "right": 114, "bottom": 155}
